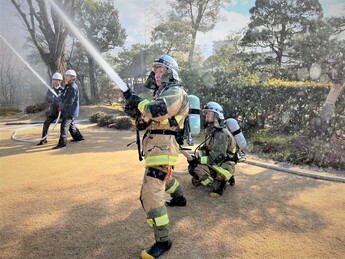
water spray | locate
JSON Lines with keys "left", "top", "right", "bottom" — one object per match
{"left": 0, "top": 35, "right": 58, "bottom": 97}
{"left": 48, "top": 0, "right": 129, "bottom": 92}
{"left": 0, "top": 34, "right": 62, "bottom": 144}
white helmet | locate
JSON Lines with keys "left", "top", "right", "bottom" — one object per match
{"left": 64, "top": 69, "right": 77, "bottom": 78}
{"left": 203, "top": 101, "right": 224, "bottom": 120}
{"left": 52, "top": 72, "right": 63, "bottom": 80}
{"left": 153, "top": 54, "right": 179, "bottom": 81}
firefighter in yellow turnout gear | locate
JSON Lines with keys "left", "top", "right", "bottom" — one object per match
{"left": 188, "top": 101, "right": 237, "bottom": 198}
{"left": 124, "top": 55, "right": 189, "bottom": 259}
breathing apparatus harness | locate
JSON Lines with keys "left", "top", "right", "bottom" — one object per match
{"left": 189, "top": 123, "right": 241, "bottom": 168}
{"left": 125, "top": 82, "right": 190, "bottom": 161}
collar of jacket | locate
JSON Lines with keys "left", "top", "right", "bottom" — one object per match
{"left": 156, "top": 82, "right": 182, "bottom": 96}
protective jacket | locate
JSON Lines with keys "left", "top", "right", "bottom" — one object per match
{"left": 46, "top": 86, "right": 64, "bottom": 116}
{"left": 197, "top": 122, "right": 237, "bottom": 181}
{"left": 138, "top": 83, "right": 189, "bottom": 167}
{"left": 61, "top": 81, "right": 80, "bottom": 118}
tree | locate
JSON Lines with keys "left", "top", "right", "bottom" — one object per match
{"left": 205, "top": 34, "right": 262, "bottom": 88}
{"left": 289, "top": 9, "right": 345, "bottom": 138}
{"left": 169, "top": 0, "right": 232, "bottom": 65}
{"left": 317, "top": 39, "right": 345, "bottom": 135}
{"left": 151, "top": 20, "right": 193, "bottom": 55}
{"left": 290, "top": 10, "right": 345, "bottom": 71}
{"left": 0, "top": 41, "right": 26, "bottom": 106}
{"left": 66, "top": 40, "right": 92, "bottom": 104}
{"left": 289, "top": 19, "right": 331, "bottom": 70}
{"left": 318, "top": 12, "right": 345, "bottom": 129}
{"left": 10, "top": 0, "right": 73, "bottom": 75}
{"left": 114, "top": 44, "right": 160, "bottom": 91}
{"left": 75, "top": 0, "right": 126, "bottom": 102}
{"left": 241, "top": 0, "right": 323, "bottom": 77}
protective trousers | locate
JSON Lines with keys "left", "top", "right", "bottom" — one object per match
{"left": 140, "top": 167, "right": 183, "bottom": 242}
{"left": 191, "top": 163, "right": 235, "bottom": 186}
{"left": 42, "top": 114, "right": 58, "bottom": 138}
{"left": 58, "top": 117, "right": 84, "bottom": 146}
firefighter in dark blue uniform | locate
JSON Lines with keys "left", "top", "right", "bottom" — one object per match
{"left": 37, "top": 72, "right": 64, "bottom": 145}
{"left": 53, "top": 69, "right": 84, "bottom": 149}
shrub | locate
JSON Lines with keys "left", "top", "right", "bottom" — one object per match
{"left": 97, "top": 115, "right": 117, "bottom": 127}
{"left": 0, "top": 107, "right": 22, "bottom": 116}
{"left": 109, "top": 116, "right": 133, "bottom": 130}
{"left": 90, "top": 111, "right": 107, "bottom": 123}
{"left": 25, "top": 103, "right": 49, "bottom": 114}
{"left": 264, "top": 78, "right": 332, "bottom": 88}
{"left": 111, "top": 102, "right": 124, "bottom": 111}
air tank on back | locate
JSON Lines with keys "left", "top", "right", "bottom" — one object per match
{"left": 226, "top": 118, "right": 247, "bottom": 150}
{"left": 188, "top": 95, "right": 201, "bottom": 136}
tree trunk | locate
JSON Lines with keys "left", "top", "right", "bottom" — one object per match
{"left": 87, "top": 55, "right": 99, "bottom": 102}
{"left": 54, "top": 47, "right": 67, "bottom": 74}
{"left": 320, "top": 83, "right": 344, "bottom": 123}
{"left": 78, "top": 75, "right": 91, "bottom": 105}
{"left": 10, "top": 0, "right": 70, "bottom": 76}
{"left": 188, "top": 30, "right": 197, "bottom": 67}
{"left": 308, "top": 83, "right": 344, "bottom": 139}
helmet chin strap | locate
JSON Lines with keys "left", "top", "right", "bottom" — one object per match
{"left": 160, "top": 69, "right": 173, "bottom": 85}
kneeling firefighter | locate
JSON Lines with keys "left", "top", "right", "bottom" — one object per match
{"left": 123, "top": 54, "right": 189, "bottom": 259}
{"left": 188, "top": 101, "right": 237, "bottom": 198}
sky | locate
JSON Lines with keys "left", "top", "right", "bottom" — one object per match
{"left": 0, "top": 0, "right": 344, "bottom": 59}
{"left": 113, "top": 0, "right": 345, "bottom": 57}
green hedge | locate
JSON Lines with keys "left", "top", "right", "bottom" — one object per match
{"left": 198, "top": 84, "right": 345, "bottom": 134}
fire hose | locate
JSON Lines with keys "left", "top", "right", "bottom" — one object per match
{"left": 11, "top": 111, "right": 61, "bottom": 144}
{"left": 173, "top": 149, "right": 345, "bottom": 183}
{"left": 0, "top": 34, "right": 63, "bottom": 144}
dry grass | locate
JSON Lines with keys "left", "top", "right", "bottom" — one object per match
{"left": 1, "top": 113, "right": 345, "bottom": 259}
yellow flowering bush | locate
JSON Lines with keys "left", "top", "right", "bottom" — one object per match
{"left": 263, "top": 78, "right": 332, "bottom": 88}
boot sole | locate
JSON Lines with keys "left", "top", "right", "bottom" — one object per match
{"left": 209, "top": 192, "right": 221, "bottom": 198}
{"left": 140, "top": 243, "right": 172, "bottom": 259}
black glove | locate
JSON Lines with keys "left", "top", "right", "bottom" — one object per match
{"left": 187, "top": 155, "right": 199, "bottom": 168}
{"left": 175, "top": 131, "right": 184, "bottom": 145}
{"left": 188, "top": 156, "right": 199, "bottom": 178}
{"left": 123, "top": 88, "right": 142, "bottom": 119}
{"left": 232, "top": 153, "right": 239, "bottom": 163}
{"left": 136, "top": 117, "right": 151, "bottom": 131}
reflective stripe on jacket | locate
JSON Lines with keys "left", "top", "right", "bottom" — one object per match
{"left": 198, "top": 125, "right": 236, "bottom": 173}
{"left": 141, "top": 83, "right": 189, "bottom": 167}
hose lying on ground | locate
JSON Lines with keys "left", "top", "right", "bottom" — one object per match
{"left": 11, "top": 111, "right": 61, "bottom": 144}
{"left": 173, "top": 149, "right": 345, "bottom": 183}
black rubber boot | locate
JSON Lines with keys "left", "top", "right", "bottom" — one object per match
{"left": 52, "top": 144, "right": 66, "bottom": 149}
{"left": 37, "top": 139, "right": 47, "bottom": 145}
{"left": 71, "top": 137, "right": 85, "bottom": 142}
{"left": 229, "top": 176, "right": 235, "bottom": 186}
{"left": 140, "top": 240, "right": 172, "bottom": 259}
{"left": 165, "top": 196, "right": 187, "bottom": 207}
{"left": 209, "top": 181, "right": 227, "bottom": 198}
{"left": 191, "top": 177, "right": 201, "bottom": 186}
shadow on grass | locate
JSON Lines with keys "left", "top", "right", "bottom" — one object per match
{"left": 0, "top": 165, "right": 334, "bottom": 259}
